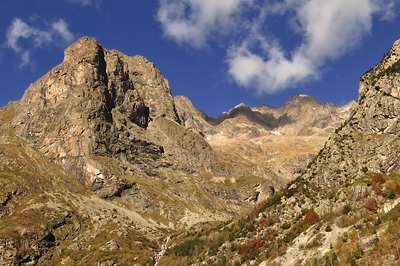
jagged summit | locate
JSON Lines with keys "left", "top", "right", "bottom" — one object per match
{"left": 283, "top": 94, "right": 338, "bottom": 108}
{"left": 6, "top": 36, "right": 224, "bottom": 199}
{"left": 233, "top": 102, "right": 251, "bottom": 109}
{"left": 20, "top": 36, "right": 179, "bottom": 123}
{"left": 175, "top": 94, "right": 356, "bottom": 138}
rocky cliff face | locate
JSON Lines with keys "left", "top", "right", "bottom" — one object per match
{"left": 0, "top": 111, "right": 162, "bottom": 265}
{"left": 174, "top": 95, "right": 217, "bottom": 137}
{"left": 304, "top": 38, "right": 400, "bottom": 189}
{"left": 9, "top": 37, "right": 223, "bottom": 197}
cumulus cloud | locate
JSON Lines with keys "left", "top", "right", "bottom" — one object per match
{"left": 228, "top": 0, "right": 383, "bottom": 93}
{"left": 157, "top": 0, "right": 398, "bottom": 93}
{"left": 5, "top": 18, "right": 75, "bottom": 69}
{"left": 157, "top": 0, "right": 253, "bottom": 48}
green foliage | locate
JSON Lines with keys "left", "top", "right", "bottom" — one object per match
{"left": 349, "top": 257, "right": 358, "bottom": 266}
{"left": 325, "top": 225, "right": 332, "bottom": 232}
{"left": 361, "top": 166, "right": 368, "bottom": 173}
{"left": 268, "top": 192, "right": 282, "bottom": 206}
{"left": 248, "top": 248, "right": 261, "bottom": 260}
{"left": 169, "top": 237, "right": 204, "bottom": 257}
{"left": 233, "top": 260, "right": 241, "bottom": 266}
{"left": 281, "top": 222, "right": 291, "bottom": 230}
{"left": 385, "top": 189, "right": 396, "bottom": 199}
{"left": 254, "top": 202, "right": 267, "bottom": 217}
{"left": 383, "top": 204, "right": 400, "bottom": 222}
{"left": 342, "top": 204, "right": 352, "bottom": 215}
{"left": 281, "top": 231, "right": 297, "bottom": 243}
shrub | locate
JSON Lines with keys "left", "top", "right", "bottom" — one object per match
{"left": 365, "top": 198, "right": 378, "bottom": 212}
{"left": 372, "top": 182, "right": 382, "bottom": 195}
{"left": 282, "top": 231, "right": 297, "bottom": 243}
{"left": 325, "top": 225, "right": 332, "bottom": 232}
{"left": 278, "top": 245, "right": 287, "bottom": 256}
{"left": 170, "top": 237, "right": 204, "bottom": 257}
{"left": 386, "top": 189, "right": 396, "bottom": 199}
{"left": 342, "top": 204, "right": 352, "bottom": 215}
{"left": 268, "top": 192, "right": 282, "bottom": 206}
{"left": 336, "top": 215, "right": 351, "bottom": 228}
{"left": 237, "top": 239, "right": 263, "bottom": 255}
{"left": 248, "top": 248, "right": 261, "bottom": 260}
{"left": 281, "top": 223, "right": 291, "bottom": 230}
{"left": 396, "top": 184, "right": 400, "bottom": 194}
{"left": 260, "top": 217, "right": 275, "bottom": 227}
{"left": 304, "top": 209, "right": 319, "bottom": 225}
{"left": 372, "top": 173, "right": 386, "bottom": 184}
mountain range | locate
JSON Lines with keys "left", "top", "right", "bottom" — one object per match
{"left": 0, "top": 36, "right": 399, "bottom": 266}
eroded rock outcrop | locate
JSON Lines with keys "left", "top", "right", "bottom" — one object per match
{"left": 9, "top": 37, "right": 221, "bottom": 197}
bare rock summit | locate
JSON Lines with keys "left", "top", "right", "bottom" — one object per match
{"left": 8, "top": 36, "right": 220, "bottom": 197}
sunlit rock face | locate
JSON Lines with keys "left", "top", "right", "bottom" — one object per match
{"left": 303, "top": 38, "right": 400, "bottom": 189}
{"left": 9, "top": 36, "right": 220, "bottom": 195}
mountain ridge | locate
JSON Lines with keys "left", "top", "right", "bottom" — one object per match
{"left": 175, "top": 94, "right": 356, "bottom": 139}
{"left": 2, "top": 35, "right": 398, "bottom": 266}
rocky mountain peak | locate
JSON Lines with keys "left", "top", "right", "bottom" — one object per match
{"left": 173, "top": 95, "right": 217, "bottom": 136}
{"left": 233, "top": 102, "right": 250, "bottom": 109}
{"left": 226, "top": 103, "right": 254, "bottom": 119}
{"left": 283, "top": 94, "right": 338, "bottom": 109}
{"left": 6, "top": 36, "right": 222, "bottom": 197}
{"left": 359, "top": 38, "right": 400, "bottom": 101}
{"left": 64, "top": 36, "right": 103, "bottom": 64}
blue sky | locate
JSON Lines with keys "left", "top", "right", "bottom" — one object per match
{"left": 1, "top": 0, "right": 400, "bottom": 117}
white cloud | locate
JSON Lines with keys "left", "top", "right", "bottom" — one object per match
{"left": 377, "top": 1, "right": 397, "bottom": 21}
{"left": 157, "top": 0, "right": 253, "bottom": 48}
{"left": 227, "top": 0, "right": 398, "bottom": 93}
{"left": 157, "top": 0, "right": 398, "bottom": 93}
{"left": 19, "top": 51, "right": 31, "bottom": 69}
{"left": 52, "top": 19, "right": 75, "bottom": 45}
{"left": 5, "top": 18, "right": 75, "bottom": 69}
{"left": 228, "top": 44, "right": 317, "bottom": 94}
